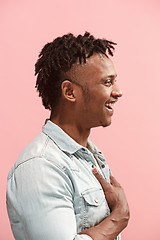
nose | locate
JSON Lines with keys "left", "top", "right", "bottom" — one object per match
{"left": 111, "top": 84, "right": 123, "bottom": 98}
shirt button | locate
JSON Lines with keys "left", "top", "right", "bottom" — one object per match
{"left": 101, "top": 164, "right": 105, "bottom": 168}
{"left": 94, "top": 199, "right": 99, "bottom": 203}
{"left": 82, "top": 148, "right": 86, "bottom": 151}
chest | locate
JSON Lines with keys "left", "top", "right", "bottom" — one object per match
{"left": 67, "top": 153, "right": 111, "bottom": 232}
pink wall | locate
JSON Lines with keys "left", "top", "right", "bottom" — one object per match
{"left": 1, "top": 0, "right": 160, "bottom": 239}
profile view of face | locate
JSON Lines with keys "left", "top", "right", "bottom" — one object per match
{"left": 70, "top": 53, "right": 123, "bottom": 129}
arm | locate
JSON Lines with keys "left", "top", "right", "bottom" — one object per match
{"left": 78, "top": 168, "right": 130, "bottom": 240}
{"left": 7, "top": 157, "right": 92, "bottom": 240}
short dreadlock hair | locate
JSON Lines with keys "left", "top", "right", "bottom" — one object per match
{"left": 35, "top": 32, "right": 116, "bottom": 110}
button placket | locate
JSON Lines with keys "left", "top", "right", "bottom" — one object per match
{"left": 82, "top": 150, "right": 96, "bottom": 165}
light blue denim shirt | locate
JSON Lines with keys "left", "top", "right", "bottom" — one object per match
{"left": 6, "top": 120, "right": 121, "bottom": 240}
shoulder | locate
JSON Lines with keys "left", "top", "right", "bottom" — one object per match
{"left": 8, "top": 132, "right": 71, "bottom": 179}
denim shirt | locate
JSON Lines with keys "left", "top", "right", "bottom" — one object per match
{"left": 6, "top": 120, "right": 121, "bottom": 240}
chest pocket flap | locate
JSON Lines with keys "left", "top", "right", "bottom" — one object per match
{"left": 82, "top": 188, "right": 105, "bottom": 207}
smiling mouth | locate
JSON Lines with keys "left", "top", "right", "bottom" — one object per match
{"left": 105, "top": 102, "right": 115, "bottom": 112}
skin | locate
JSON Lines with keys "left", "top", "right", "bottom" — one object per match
{"left": 50, "top": 53, "right": 130, "bottom": 239}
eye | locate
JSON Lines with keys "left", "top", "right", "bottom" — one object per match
{"left": 104, "top": 80, "right": 112, "bottom": 87}
{"left": 104, "top": 78, "right": 117, "bottom": 87}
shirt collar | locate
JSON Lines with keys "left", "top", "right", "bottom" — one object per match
{"left": 42, "top": 120, "right": 106, "bottom": 163}
{"left": 42, "top": 120, "right": 84, "bottom": 154}
{"left": 87, "top": 140, "right": 106, "bottom": 164}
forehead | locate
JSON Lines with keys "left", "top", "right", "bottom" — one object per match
{"left": 86, "top": 54, "right": 117, "bottom": 80}
{"left": 63, "top": 53, "right": 117, "bottom": 84}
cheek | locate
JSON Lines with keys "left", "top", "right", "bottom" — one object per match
{"left": 91, "top": 89, "right": 111, "bottom": 104}
{"left": 82, "top": 87, "right": 111, "bottom": 110}
{"left": 103, "top": 87, "right": 112, "bottom": 98}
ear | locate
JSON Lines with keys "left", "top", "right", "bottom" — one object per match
{"left": 61, "top": 80, "right": 76, "bottom": 102}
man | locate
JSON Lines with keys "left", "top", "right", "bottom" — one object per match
{"left": 6, "top": 32, "right": 129, "bottom": 240}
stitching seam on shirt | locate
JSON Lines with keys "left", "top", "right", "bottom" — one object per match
{"left": 9, "top": 137, "right": 50, "bottom": 176}
{"left": 39, "top": 136, "right": 50, "bottom": 156}
{"left": 8, "top": 157, "right": 44, "bottom": 178}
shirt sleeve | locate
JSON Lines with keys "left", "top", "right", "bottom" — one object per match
{"left": 7, "top": 157, "right": 93, "bottom": 240}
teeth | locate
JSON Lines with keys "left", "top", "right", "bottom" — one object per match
{"left": 105, "top": 102, "right": 114, "bottom": 108}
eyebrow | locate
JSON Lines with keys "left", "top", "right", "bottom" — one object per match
{"left": 101, "top": 74, "right": 117, "bottom": 80}
{"left": 107, "top": 74, "right": 117, "bottom": 78}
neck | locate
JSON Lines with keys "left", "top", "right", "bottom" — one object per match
{"left": 50, "top": 109, "right": 90, "bottom": 148}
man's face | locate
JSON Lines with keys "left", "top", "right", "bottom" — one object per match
{"left": 72, "top": 53, "right": 123, "bottom": 129}
{"left": 62, "top": 53, "right": 123, "bottom": 129}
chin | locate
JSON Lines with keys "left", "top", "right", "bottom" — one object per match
{"left": 100, "top": 120, "right": 112, "bottom": 128}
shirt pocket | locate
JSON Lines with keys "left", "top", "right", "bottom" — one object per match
{"left": 81, "top": 187, "right": 110, "bottom": 230}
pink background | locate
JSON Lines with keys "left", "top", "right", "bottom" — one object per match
{"left": 1, "top": 0, "right": 160, "bottom": 239}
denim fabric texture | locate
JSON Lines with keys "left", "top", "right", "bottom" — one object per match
{"left": 6, "top": 120, "right": 121, "bottom": 240}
